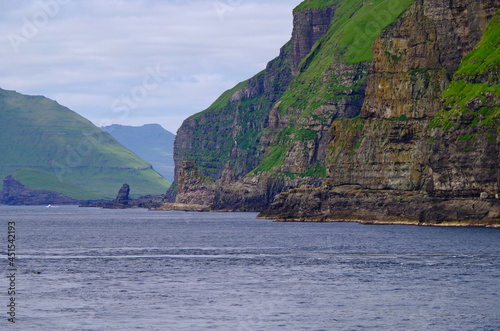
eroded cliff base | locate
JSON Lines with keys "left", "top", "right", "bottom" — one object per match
{"left": 258, "top": 185, "right": 500, "bottom": 227}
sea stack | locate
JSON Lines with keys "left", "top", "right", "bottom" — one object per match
{"left": 115, "top": 184, "right": 130, "bottom": 204}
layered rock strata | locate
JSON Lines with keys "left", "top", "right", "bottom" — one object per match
{"left": 291, "top": 4, "right": 336, "bottom": 75}
{"left": 169, "top": 0, "right": 500, "bottom": 224}
{"left": 170, "top": 4, "right": 340, "bottom": 209}
{"left": 259, "top": 185, "right": 500, "bottom": 225}
{"left": 261, "top": 0, "right": 500, "bottom": 223}
{"left": 362, "top": 0, "right": 499, "bottom": 119}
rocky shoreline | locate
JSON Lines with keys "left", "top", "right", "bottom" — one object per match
{"left": 261, "top": 217, "right": 500, "bottom": 228}
{"left": 0, "top": 175, "right": 83, "bottom": 205}
{"left": 155, "top": 203, "right": 211, "bottom": 212}
{"left": 2, "top": 178, "right": 498, "bottom": 228}
{"left": 257, "top": 184, "right": 500, "bottom": 226}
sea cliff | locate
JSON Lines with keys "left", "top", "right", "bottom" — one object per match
{"left": 168, "top": 0, "right": 500, "bottom": 225}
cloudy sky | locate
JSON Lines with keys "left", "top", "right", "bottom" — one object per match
{"left": 0, "top": 0, "right": 302, "bottom": 133}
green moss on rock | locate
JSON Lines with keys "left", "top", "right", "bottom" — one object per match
{"left": 431, "top": 9, "right": 500, "bottom": 129}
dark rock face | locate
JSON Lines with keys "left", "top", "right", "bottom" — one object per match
{"left": 291, "top": 5, "right": 336, "bottom": 75}
{"left": 259, "top": 185, "right": 500, "bottom": 225}
{"left": 327, "top": 119, "right": 431, "bottom": 191}
{"left": 426, "top": 115, "right": 500, "bottom": 199}
{"left": 114, "top": 184, "right": 130, "bottom": 203}
{"left": 325, "top": 0, "right": 500, "bottom": 196}
{"left": 261, "top": 0, "right": 500, "bottom": 223}
{"left": 361, "top": 0, "right": 499, "bottom": 119}
{"left": 213, "top": 172, "right": 323, "bottom": 212}
{"left": 0, "top": 175, "right": 80, "bottom": 205}
{"left": 195, "top": 8, "right": 368, "bottom": 211}
{"left": 265, "top": 61, "right": 369, "bottom": 174}
{"left": 173, "top": 42, "right": 293, "bottom": 184}
{"left": 170, "top": 0, "right": 500, "bottom": 224}
{"left": 174, "top": 161, "right": 215, "bottom": 206}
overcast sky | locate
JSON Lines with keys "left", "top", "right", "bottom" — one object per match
{"left": 0, "top": 0, "right": 302, "bottom": 133}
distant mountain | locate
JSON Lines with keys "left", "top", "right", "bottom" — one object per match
{"left": 0, "top": 88, "right": 170, "bottom": 202}
{"left": 102, "top": 124, "right": 175, "bottom": 182}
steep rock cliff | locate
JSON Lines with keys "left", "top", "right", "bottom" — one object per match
{"left": 175, "top": 160, "right": 216, "bottom": 205}
{"left": 291, "top": 4, "right": 336, "bottom": 76}
{"left": 325, "top": 0, "right": 500, "bottom": 193}
{"left": 362, "top": 0, "right": 499, "bottom": 119}
{"left": 172, "top": 41, "right": 292, "bottom": 183}
{"left": 207, "top": 0, "right": 414, "bottom": 210}
{"left": 327, "top": 118, "right": 430, "bottom": 191}
{"left": 170, "top": 0, "right": 500, "bottom": 223}
{"left": 259, "top": 185, "right": 500, "bottom": 226}
{"left": 171, "top": 1, "right": 341, "bottom": 207}
{"left": 427, "top": 8, "right": 500, "bottom": 197}
{"left": 261, "top": 2, "right": 500, "bottom": 223}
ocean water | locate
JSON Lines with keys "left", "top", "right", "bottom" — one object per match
{"left": 1, "top": 205, "right": 499, "bottom": 330}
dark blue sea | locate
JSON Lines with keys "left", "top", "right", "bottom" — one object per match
{"left": 1, "top": 205, "right": 499, "bottom": 330}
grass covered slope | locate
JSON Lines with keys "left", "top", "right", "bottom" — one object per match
{"left": 0, "top": 88, "right": 170, "bottom": 199}
{"left": 102, "top": 124, "right": 176, "bottom": 182}
{"left": 295, "top": 0, "right": 415, "bottom": 65}
{"left": 11, "top": 168, "right": 102, "bottom": 200}
{"left": 255, "top": 0, "right": 415, "bottom": 175}
{"left": 432, "top": 9, "right": 500, "bottom": 129}
{"left": 173, "top": 0, "right": 416, "bottom": 184}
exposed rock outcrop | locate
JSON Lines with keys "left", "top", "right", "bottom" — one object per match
{"left": 172, "top": 41, "right": 293, "bottom": 187}
{"left": 171, "top": 3, "right": 373, "bottom": 211}
{"left": 0, "top": 175, "right": 80, "bottom": 205}
{"left": 169, "top": 0, "right": 500, "bottom": 225}
{"left": 258, "top": 185, "right": 500, "bottom": 227}
{"left": 174, "top": 160, "right": 215, "bottom": 206}
{"left": 327, "top": 119, "right": 431, "bottom": 191}
{"left": 82, "top": 183, "right": 165, "bottom": 209}
{"left": 324, "top": 0, "right": 500, "bottom": 195}
{"left": 261, "top": 0, "right": 500, "bottom": 223}
{"left": 361, "top": 0, "right": 499, "bottom": 119}
{"left": 115, "top": 183, "right": 130, "bottom": 203}
{"left": 426, "top": 115, "right": 500, "bottom": 199}
{"left": 291, "top": 4, "right": 336, "bottom": 75}
{"left": 213, "top": 172, "right": 323, "bottom": 211}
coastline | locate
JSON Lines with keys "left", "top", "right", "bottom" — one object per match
{"left": 260, "top": 216, "right": 500, "bottom": 228}
{"left": 155, "top": 203, "right": 211, "bottom": 212}
{"left": 1, "top": 202, "right": 498, "bottom": 228}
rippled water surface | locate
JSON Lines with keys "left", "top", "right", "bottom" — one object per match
{"left": 2, "top": 205, "right": 500, "bottom": 330}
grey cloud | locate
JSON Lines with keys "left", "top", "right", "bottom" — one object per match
{"left": 0, "top": 0, "right": 302, "bottom": 132}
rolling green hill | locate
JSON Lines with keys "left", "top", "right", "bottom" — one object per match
{"left": 0, "top": 88, "right": 170, "bottom": 200}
